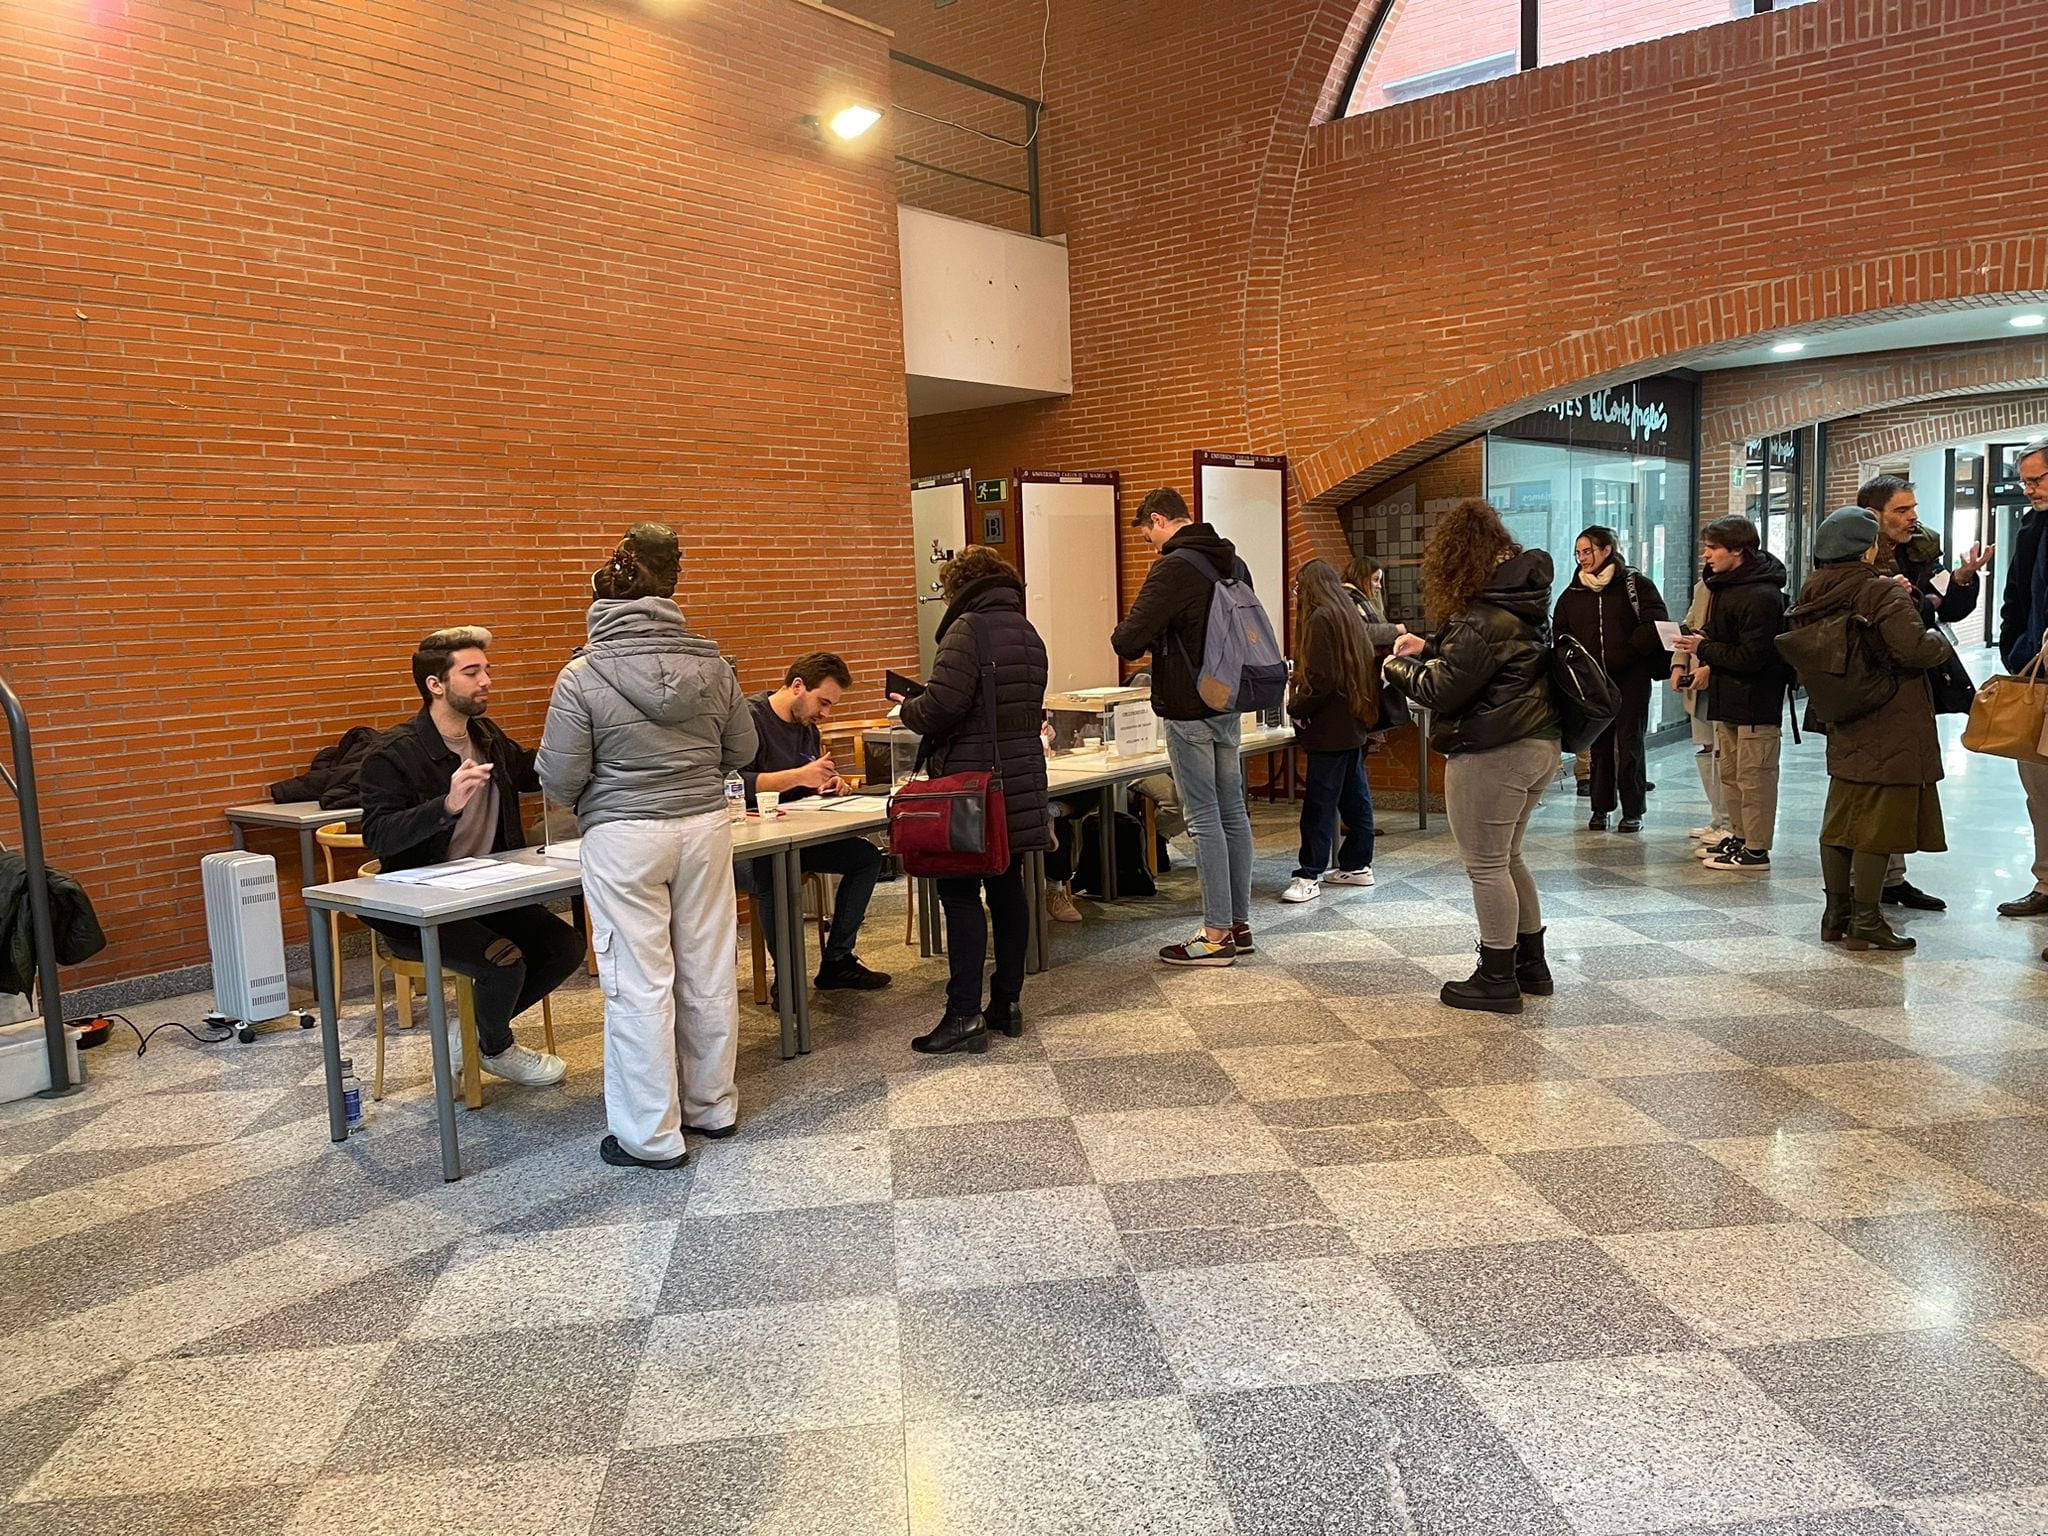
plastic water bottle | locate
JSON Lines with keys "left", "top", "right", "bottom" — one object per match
{"left": 724, "top": 770, "right": 746, "bottom": 823}
{"left": 340, "top": 1056, "right": 364, "bottom": 1133}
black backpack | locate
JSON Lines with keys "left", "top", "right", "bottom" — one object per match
{"left": 1551, "top": 634, "right": 1620, "bottom": 752}
{"left": 1775, "top": 610, "right": 1898, "bottom": 726}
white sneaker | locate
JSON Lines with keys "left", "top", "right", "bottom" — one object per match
{"left": 1325, "top": 867, "right": 1375, "bottom": 887}
{"left": 480, "top": 1042, "right": 568, "bottom": 1086}
{"left": 1692, "top": 825, "right": 1729, "bottom": 842}
{"left": 1280, "top": 876, "right": 1322, "bottom": 904}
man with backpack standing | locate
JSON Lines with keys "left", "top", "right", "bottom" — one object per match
{"left": 1670, "top": 516, "right": 1790, "bottom": 873}
{"left": 1113, "top": 487, "right": 1269, "bottom": 967}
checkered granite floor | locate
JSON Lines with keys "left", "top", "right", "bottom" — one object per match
{"left": 6, "top": 720, "right": 2048, "bottom": 1534}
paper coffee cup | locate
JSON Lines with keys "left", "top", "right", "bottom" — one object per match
{"left": 758, "top": 790, "right": 780, "bottom": 816}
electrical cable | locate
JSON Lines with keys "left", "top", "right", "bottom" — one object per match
{"left": 893, "top": 0, "right": 1050, "bottom": 150}
{"left": 93, "top": 1010, "right": 235, "bottom": 1057}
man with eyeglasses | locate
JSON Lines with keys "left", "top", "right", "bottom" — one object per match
{"left": 1996, "top": 435, "right": 2048, "bottom": 922}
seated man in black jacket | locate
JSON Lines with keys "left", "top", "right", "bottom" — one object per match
{"left": 358, "top": 627, "right": 580, "bottom": 1088}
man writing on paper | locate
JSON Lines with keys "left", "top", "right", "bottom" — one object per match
{"left": 742, "top": 653, "right": 891, "bottom": 997}
{"left": 1857, "top": 473, "right": 1994, "bottom": 913}
{"left": 357, "top": 627, "right": 580, "bottom": 1087}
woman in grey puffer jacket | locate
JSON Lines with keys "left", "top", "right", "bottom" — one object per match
{"left": 537, "top": 524, "right": 757, "bottom": 1171}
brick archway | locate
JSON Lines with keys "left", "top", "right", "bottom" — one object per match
{"left": 1696, "top": 336, "right": 2048, "bottom": 520}
{"left": 1280, "top": 257, "right": 2048, "bottom": 509}
{"left": 1821, "top": 391, "right": 2048, "bottom": 511}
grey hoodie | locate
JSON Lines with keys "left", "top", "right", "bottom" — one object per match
{"left": 536, "top": 597, "right": 758, "bottom": 830}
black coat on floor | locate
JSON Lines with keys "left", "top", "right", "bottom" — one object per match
{"left": 0, "top": 850, "right": 107, "bottom": 998}
{"left": 901, "top": 573, "right": 1052, "bottom": 853}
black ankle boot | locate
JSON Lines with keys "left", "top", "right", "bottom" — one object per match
{"left": 1514, "top": 928, "right": 1554, "bottom": 996}
{"left": 912, "top": 1013, "right": 990, "bottom": 1054}
{"left": 1844, "top": 902, "right": 1914, "bottom": 953}
{"left": 1441, "top": 945, "right": 1524, "bottom": 1013}
{"left": 984, "top": 1001, "right": 1024, "bottom": 1038}
{"left": 1820, "top": 890, "right": 1850, "bottom": 944}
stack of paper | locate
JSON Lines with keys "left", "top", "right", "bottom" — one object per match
{"left": 373, "top": 858, "right": 541, "bottom": 891}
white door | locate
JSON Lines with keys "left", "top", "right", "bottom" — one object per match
{"left": 910, "top": 472, "right": 971, "bottom": 674}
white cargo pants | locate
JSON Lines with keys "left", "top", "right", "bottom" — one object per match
{"left": 581, "top": 811, "right": 739, "bottom": 1162}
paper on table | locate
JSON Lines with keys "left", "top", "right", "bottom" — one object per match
{"left": 1654, "top": 621, "right": 1684, "bottom": 651}
{"left": 540, "top": 839, "right": 582, "bottom": 864}
{"left": 420, "top": 863, "right": 543, "bottom": 891}
{"left": 373, "top": 858, "right": 539, "bottom": 890}
{"left": 373, "top": 857, "right": 496, "bottom": 884}
{"left": 1931, "top": 569, "right": 1953, "bottom": 596}
{"left": 786, "top": 796, "right": 888, "bottom": 815}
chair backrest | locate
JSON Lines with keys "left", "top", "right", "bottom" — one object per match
{"left": 316, "top": 821, "right": 367, "bottom": 883}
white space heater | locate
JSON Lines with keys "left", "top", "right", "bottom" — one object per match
{"left": 200, "top": 852, "right": 291, "bottom": 1023}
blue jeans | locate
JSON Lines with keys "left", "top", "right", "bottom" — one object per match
{"left": 1296, "top": 748, "right": 1375, "bottom": 879}
{"left": 745, "top": 836, "right": 882, "bottom": 971}
{"left": 1162, "top": 713, "right": 1253, "bottom": 931}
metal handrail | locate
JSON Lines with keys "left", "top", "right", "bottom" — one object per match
{"left": 1, "top": 678, "right": 75, "bottom": 1095}
{"left": 890, "top": 50, "right": 1043, "bottom": 238}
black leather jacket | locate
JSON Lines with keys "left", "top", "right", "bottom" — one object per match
{"left": 1383, "top": 549, "right": 1561, "bottom": 756}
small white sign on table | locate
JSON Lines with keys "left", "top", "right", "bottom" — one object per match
{"left": 1111, "top": 700, "right": 1159, "bottom": 757}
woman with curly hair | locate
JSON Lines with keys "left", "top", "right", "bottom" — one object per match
{"left": 1382, "top": 499, "right": 1561, "bottom": 1013}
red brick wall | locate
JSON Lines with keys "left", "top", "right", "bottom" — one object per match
{"left": 1, "top": 0, "right": 913, "bottom": 985}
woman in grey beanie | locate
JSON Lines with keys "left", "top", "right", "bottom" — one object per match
{"left": 1786, "top": 507, "right": 1952, "bottom": 952}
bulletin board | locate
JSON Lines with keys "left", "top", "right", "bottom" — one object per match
{"left": 1194, "top": 451, "right": 1288, "bottom": 644}
{"left": 1017, "top": 470, "right": 1121, "bottom": 692}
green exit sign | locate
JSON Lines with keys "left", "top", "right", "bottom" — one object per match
{"left": 974, "top": 478, "right": 1007, "bottom": 504}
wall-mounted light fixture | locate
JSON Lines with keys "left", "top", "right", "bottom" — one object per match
{"left": 802, "top": 104, "right": 883, "bottom": 142}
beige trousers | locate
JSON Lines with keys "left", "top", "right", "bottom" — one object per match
{"left": 1713, "top": 722, "right": 1781, "bottom": 852}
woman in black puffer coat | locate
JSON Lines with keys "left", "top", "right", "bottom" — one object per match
{"left": 899, "top": 546, "right": 1050, "bottom": 1054}
{"left": 1382, "top": 499, "right": 1561, "bottom": 1015}
{"left": 1553, "top": 524, "right": 1669, "bottom": 834}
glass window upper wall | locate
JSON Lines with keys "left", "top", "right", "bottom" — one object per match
{"left": 1344, "top": 0, "right": 1815, "bottom": 115}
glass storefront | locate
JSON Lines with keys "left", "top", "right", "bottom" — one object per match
{"left": 1484, "top": 374, "right": 1698, "bottom": 731}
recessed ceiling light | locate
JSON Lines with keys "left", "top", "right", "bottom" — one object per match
{"left": 1770, "top": 341, "right": 1806, "bottom": 356}
{"left": 827, "top": 105, "right": 883, "bottom": 140}
{"left": 2011, "top": 314, "right": 2046, "bottom": 329}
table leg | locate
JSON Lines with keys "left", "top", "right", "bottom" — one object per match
{"left": 1416, "top": 710, "right": 1431, "bottom": 831}
{"left": 294, "top": 825, "right": 324, "bottom": 1007}
{"left": 1024, "top": 848, "right": 1048, "bottom": 974}
{"left": 419, "top": 925, "right": 463, "bottom": 1182}
{"left": 309, "top": 908, "right": 347, "bottom": 1144}
{"left": 229, "top": 822, "right": 247, "bottom": 851}
{"left": 1097, "top": 784, "right": 1118, "bottom": 902}
{"left": 785, "top": 846, "right": 813, "bottom": 1055}
{"left": 771, "top": 850, "right": 797, "bottom": 1060}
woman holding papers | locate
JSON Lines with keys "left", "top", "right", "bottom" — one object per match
{"left": 537, "top": 525, "right": 759, "bottom": 1170}
{"left": 1551, "top": 525, "right": 1671, "bottom": 835}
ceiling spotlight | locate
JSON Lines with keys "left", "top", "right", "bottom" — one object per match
{"left": 2011, "top": 314, "right": 2046, "bottom": 329}
{"left": 827, "top": 105, "right": 883, "bottom": 140}
{"left": 1770, "top": 341, "right": 1806, "bottom": 356}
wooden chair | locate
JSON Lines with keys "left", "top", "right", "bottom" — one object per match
{"left": 314, "top": 822, "right": 366, "bottom": 1010}
{"left": 357, "top": 856, "right": 556, "bottom": 1107}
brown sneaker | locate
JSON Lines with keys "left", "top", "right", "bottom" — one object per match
{"left": 1047, "top": 886, "right": 1083, "bottom": 924}
{"left": 1231, "top": 923, "right": 1255, "bottom": 955}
